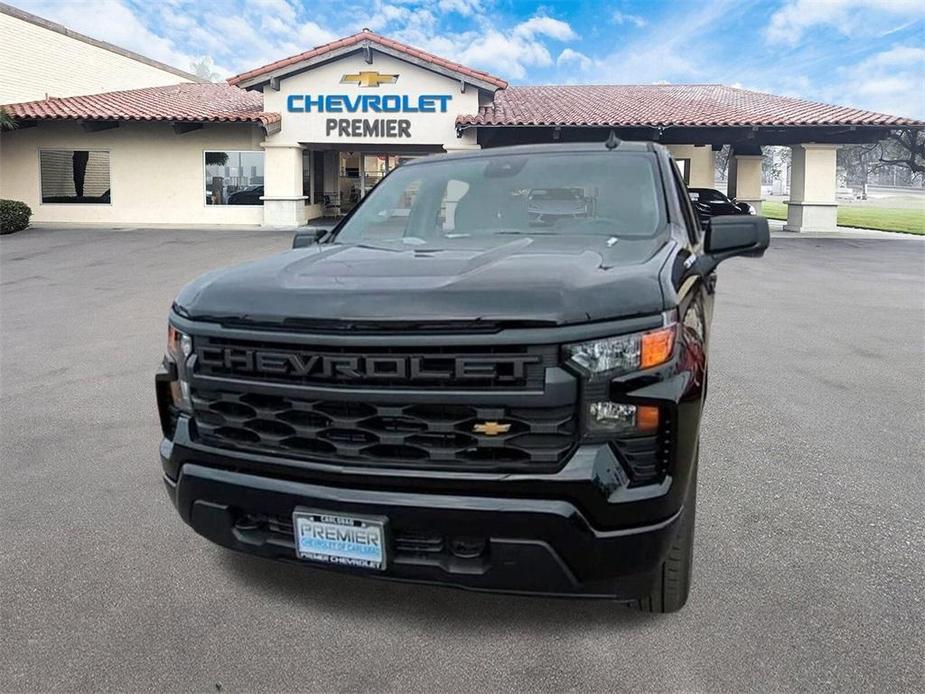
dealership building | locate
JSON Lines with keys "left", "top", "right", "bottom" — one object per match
{"left": 1, "top": 6, "right": 922, "bottom": 232}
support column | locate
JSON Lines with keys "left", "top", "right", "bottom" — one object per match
{"left": 784, "top": 144, "right": 837, "bottom": 233}
{"left": 261, "top": 142, "right": 307, "bottom": 227}
{"left": 728, "top": 151, "right": 763, "bottom": 213}
{"left": 666, "top": 145, "right": 714, "bottom": 188}
{"left": 444, "top": 130, "right": 481, "bottom": 153}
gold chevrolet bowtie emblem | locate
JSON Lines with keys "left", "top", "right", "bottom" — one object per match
{"left": 341, "top": 71, "right": 399, "bottom": 88}
{"left": 473, "top": 421, "right": 511, "bottom": 436}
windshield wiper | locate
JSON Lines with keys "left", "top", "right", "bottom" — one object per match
{"left": 494, "top": 230, "right": 557, "bottom": 235}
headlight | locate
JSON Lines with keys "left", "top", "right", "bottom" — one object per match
{"left": 564, "top": 324, "right": 676, "bottom": 380}
{"left": 166, "top": 325, "right": 193, "bottom": 413}
{"left": 167, "top": 325, "right": 193, "bottom": 362}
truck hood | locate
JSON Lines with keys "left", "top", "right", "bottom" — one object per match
{"left": 175, "top": 234, "right": 672, "bottom": 327}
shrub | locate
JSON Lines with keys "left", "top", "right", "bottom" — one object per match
{"left": 0, "top": 199, "right": 32, "bottom": 234}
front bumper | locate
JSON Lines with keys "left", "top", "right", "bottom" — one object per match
{"left": 165, "top": 460, "right": 683, "bottom": 598}
{"left": 161, "top": 416, "right": 693, "bottom": 598}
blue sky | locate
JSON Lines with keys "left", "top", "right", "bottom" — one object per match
{"left": 13, "top": 0, "right": 925, "bottom": 117}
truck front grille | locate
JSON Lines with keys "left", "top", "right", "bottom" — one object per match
{"left": 191, "top": 388, "right": 577, "bottom": 471}
{"left": 194, "top": 337, "right": 555, "bottom": 390}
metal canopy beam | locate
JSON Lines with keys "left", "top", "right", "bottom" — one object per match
{"left": 472, "top": 124, "right": 902, "bottom": 148}
{"left": 297, "top": 141, "right": 443, "bottom": 154}
{"left": 172, "top": 122, "right": 204, "bottom": 134}
{"left": 731, "top": 142, "right": 762, "bottom": 156}
{"left": 80, "top": 120, "right": 119, "bottom": 132}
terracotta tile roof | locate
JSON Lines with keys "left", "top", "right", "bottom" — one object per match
{"left": 457, "top": 84, "right": 924, "bottom": 128}
{"left": 1, "top": 83, "right": 280, "bottom": 127}
{"left": 227, "top": 29, "right": 508, "bottom": 90}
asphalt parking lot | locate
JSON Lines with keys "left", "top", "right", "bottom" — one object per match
{"left": 1, "top": 227, "right": 923, "bottom": 693}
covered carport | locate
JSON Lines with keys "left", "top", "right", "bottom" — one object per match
{"left": 457, "top": 85, "right": 924, "bottom": 233}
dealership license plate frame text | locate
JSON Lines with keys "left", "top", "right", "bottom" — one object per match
{"left": 293, "top": 509, "right": 388, "bottom": 571}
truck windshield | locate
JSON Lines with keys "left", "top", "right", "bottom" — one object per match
{"left": 333, "top": 151, "right": 667, "bottom": 247}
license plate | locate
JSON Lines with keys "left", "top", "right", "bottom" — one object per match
{"left": 292, "top": 509, "right": 387, "bottom": 571}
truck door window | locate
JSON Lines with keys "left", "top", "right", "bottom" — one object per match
{"left": 671, "top": 162, "right": 701, "bottom": 243}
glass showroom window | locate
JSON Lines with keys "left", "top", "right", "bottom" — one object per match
{"left": 40, "top": 150, "right": 111, "bottom": 204}
{"left": 204, "top": 151, "right": 265, "bottom": 205}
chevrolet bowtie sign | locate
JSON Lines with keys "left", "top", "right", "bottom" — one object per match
{"left": 340, "top": 70, "right": 398, "bottom": 87}
{"left": 285, "top": 71, "right": 454, "bottom": 139}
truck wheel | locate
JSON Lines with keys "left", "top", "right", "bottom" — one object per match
{"left": 634, "top": 458, "right": 697, "bottom": 614}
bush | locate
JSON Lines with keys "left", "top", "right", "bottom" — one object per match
{"left": 0, "top": 199, "right": 32, "bottom": 234}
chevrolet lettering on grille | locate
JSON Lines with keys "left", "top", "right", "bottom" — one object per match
{"left": 198, "top": 347, "right": 541, "bottom": 383}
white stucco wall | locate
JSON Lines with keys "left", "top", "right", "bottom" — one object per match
{"left": 0, "top": 11, "right": 194, "bottom": 105}
{"left": 0, "top": 121, "right": 265, "bottom": 225}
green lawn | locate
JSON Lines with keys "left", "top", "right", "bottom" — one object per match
{"left": 761, "top": 200, "right": 925, "bottom": 235}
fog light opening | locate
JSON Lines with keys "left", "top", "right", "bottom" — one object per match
{"left": 588, "top": 402, "right": 660, "bottom": 435}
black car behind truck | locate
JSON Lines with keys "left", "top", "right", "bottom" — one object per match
{"left": 688, "top": 187, "right": 757, "bottom": 228}
{"left": 156, "top": 141, "right": 768, "bottom": 612}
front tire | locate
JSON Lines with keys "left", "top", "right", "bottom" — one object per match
{"left": 634, "top": 458, "right": 697, "bottom": 613}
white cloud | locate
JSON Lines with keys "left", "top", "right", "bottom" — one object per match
{"left": 590, "top": 0, "right": 744, "bottom": 83}
{"left": 297, "top": 21, "right": 338, "bottom": 47}
{"left": 16, "top": 0, "right": 208, "bottom": 75}
{"left": 12, "top": 0, "right": 581, "bottom": 84}
{"left": 455, "top": 30, "right": 554, "bottom": 78}
{"left": 766, "top": 0, "right": 925, "bottom": 45}
{"left": 557, "top": 48, "right": 592, "bottom": 72}
{"left": 829, "top": 45, "right": 925, "bottom": 118}
{"left": 513, "top": 16, "right": 578, "bottom": 41}
{"left": 249, "top": 0, "right": 298, "bottom": 24}
{"left": 437, "top": 0, "right": 481, "bottom": 16}
{"left": 385, "top": 11, "right": 580, "bottom": 80}
{"left": 611, "top": 10, "right": 646, "bottom": 28}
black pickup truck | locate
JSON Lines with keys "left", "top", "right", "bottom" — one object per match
{"left": 157, "top": 141, "right": 768, "bottom": 612}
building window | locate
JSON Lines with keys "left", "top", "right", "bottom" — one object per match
{"left": 40, "top": 150, "right": 111, "bottom": 204}
{"left": 204, "top": 151, "right": 264, "bottom": 205}
{"left": 675, "top": 158, "right": 691, "bottom": 184}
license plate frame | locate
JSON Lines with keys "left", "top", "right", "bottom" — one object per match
{"left": 292, "top": 508, "right": 388, "bottom": 571}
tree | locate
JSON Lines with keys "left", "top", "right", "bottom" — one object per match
{"left": 762, "top": 146, "right": 790, "bottom": 184}
{"left": 191, "top": 56, "right": 221, "bottom": 83}
{"left": 205, "top": 152, "right": 228, "bottom": 167}
{"left": 0, "top": 107, "right": 16, "bottom": 131}
{"left": 837, "top": 143, "right": 877, "bottom": 188}
{"left": 875, "top": 129, "right": 925, "bottom": 176}
{"left": 838, "top": 129, "right": 925, "bottom": 190}
{"left": 714, "top": 145, "right": 731, "bottom": 180}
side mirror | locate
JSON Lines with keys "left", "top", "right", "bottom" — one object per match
{"left": 691, "top": 215, "right": 770, "bottom": 277}
{"left": 292, "top": 227, "right": 330, "bottom": 248}
{"left": 706, "top": 215, "right": 769, "bottom": 257}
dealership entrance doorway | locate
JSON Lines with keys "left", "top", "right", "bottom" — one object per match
{"left": 301, "top": 144, "right": 442, "bottom": 217}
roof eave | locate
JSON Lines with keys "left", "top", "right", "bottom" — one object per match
{"left": 230, "top": 40, "right": 506, "bottom": 93}
{"left": 3, "top": 113, "right": 280, "bottom": 133}
{"left": 456, "top": 121, "right": 925, "bottom": 129}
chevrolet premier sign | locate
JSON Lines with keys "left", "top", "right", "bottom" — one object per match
{"left": 285, "top": 71, "right": 453, "bottom": 139}
{"left": 286, "top": 93, "right": 453, "bottom": 113}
